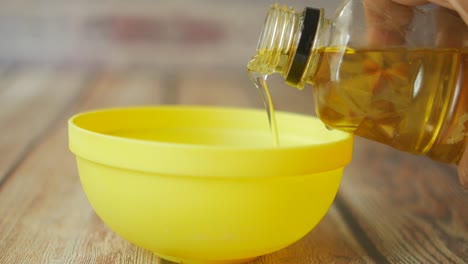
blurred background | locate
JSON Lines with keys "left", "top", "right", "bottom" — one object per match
{"left": 0, "top": 0, "right": 341, "bottom": 68}
{"left": 0, "top": 0, "right": 343, "bottom": 115}
{"left": 3, "top": 2, "right": 468, "bottom": 263}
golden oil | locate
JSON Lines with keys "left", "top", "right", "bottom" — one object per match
{"left": 248, "top": 3, "right": 467, "bottom": 163}
{"left": 310, "top": 47, "right": 468, "bottom": 163}
{"left": 248, "top": 70, "right": 279, "bottom": 146}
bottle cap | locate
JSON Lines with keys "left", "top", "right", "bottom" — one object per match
{"left": 286, "top": 7, "right": 321, "bottom": 85}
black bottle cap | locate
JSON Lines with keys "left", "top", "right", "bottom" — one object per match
{"left": 286, "top": 7, "right": 321, "bottom": 86}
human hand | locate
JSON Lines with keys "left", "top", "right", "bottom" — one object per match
{"left": 392, "top": 0, "right": 468, "bottom": 24}
{"left": 393, "top": 0, "right": 468, "bottom": 190}
{"left": 363, "top": 0, "right": 467, "bottom": 46}
{"left": 362, "top": 0, "right": 468, "bottom": 189}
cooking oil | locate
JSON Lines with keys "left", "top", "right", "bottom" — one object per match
{"left": 247, "top": 2, "right": 468, "bottom": 164}
{"left": 249, "top": 46, "right": 467, "bottom": 163}
{"left": 248, "top": 70, "right": 279, "bottom": 146}
{"left": 310, "top": 47, "right": 468, "bottom": 163}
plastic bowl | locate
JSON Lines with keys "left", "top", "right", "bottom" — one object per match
{"left": 68, "top": 106, "right": 353, "bottom": 264}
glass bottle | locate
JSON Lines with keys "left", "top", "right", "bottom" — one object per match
{"left": 248, "top": 0, "right": 468, "bottom": 164}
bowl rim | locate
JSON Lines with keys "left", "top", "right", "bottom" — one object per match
{"left": 68, "top": 105, "right": 353, "bottom": 177}
{"left": 68, "top": 105, "right": 352, "bottom": 150}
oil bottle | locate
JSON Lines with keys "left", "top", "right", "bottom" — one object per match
{"left": 248, "top": 0, "right": 468, "bottom": 164}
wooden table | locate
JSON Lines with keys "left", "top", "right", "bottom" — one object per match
{"left": 0, "top": 63, "right": 467, "bottom": 264}
{"left": 0, "top": 0, "right": 467, "bottom": 262}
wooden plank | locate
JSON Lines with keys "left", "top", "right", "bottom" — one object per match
{"left": 340, "top": 138, "right": 468, "bottom": 263}
{"left": 0, "top": 68, "right": 165, "bottom": 264}
{"left": 177, "top": 69, "right": 371, "bottom": 263}
{"left": 236, "top": 67, "right": 468, "bottom": 262}
{"left": 0, "top": 66, "right": 381, "bottom": 264}
{"left": 254, "top": 206, "right": 373, "bottom": 264}
{"left": 0, "top": 66, "right": 91, "bottom": 184}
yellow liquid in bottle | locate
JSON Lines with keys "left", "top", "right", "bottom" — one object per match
{"left": 248, "top": 70, "right": 280, "bottom": 146}
{"left": 311, "top": 47, "right": 468, "bottom": 163}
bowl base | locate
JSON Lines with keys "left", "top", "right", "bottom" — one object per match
{"left": 156, "top": 252, "right": 259, "bottom": 264}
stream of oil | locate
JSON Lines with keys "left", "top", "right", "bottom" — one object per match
{"left": 248, "top": 70, "right": 279, "bottom": 146}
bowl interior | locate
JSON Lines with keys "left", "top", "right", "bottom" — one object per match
{"left": 68, "top": 105, "right": 354, "bottom": 263}
{"left": 69, "top": 106, "right": 353, "bottom": 177}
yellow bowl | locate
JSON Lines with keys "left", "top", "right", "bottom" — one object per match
{"left": 68, "top": 106, "right": 353, "bottom": 264}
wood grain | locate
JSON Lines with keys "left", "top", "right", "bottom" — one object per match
{"left": 340, "top": 138, "right": 468, "bottom": 263}
{"left": 252, "top": 206, "right": 372, "bottom": 264}
{"left": 177, "top": 69, "right": 371, "bottom": 263}
{"left": 0, "top": 69, "right": 165, "bottom": 264}
{"left": 1, "top": 0, "right": 466, "bottom": 263}
{"left": 0, "top": 67, "right": 371, "bottom": 264}
{"left": 248, "top": 69, "right": 468, "bottom": 263}
{"left": 179, "top": 69, "right": 468, "bottom": 263}
{"left": 1, "top": 65, "right": 467, "bottom": 264}
{"left": 0, "top": 67, "right": 91, "bottom": 185}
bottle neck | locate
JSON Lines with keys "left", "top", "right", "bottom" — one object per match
{"left": 248, "top": 4, "right": 325, "bottom": 89}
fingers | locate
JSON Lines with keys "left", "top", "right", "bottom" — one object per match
{"left": 458, "top": 146, "right": 468, "bottom": 190}
{"left": 393, "top": 0, "right": 467, "bottom": 21}
{"left": 447, "top": 0, "right": 468, "bottom": 24}
{"left": 395, "top": 0, "right": 468, "bottom": 23}
{"left": 393, "top": 0, "right": 430, "bottom": 5}
{"left": 364, "top": 0, "right": 467, "bottom": 47}
{"left": 394, "top": 0, "right": 453, "bottom": 9}
{"left": 435, "top": 7, "right": 467, "bottom": 48}
{"left": 363, "top": 0, "right": 415, "bottom": 46}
